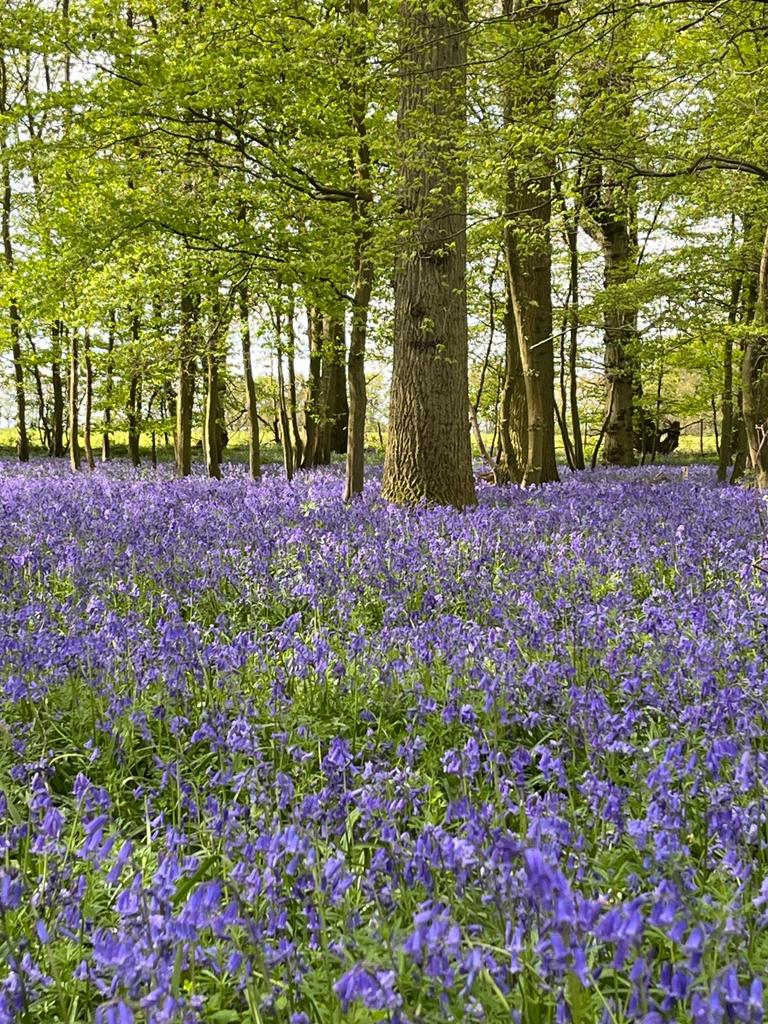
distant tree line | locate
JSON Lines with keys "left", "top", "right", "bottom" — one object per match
{"left": 0, "top": 0, "right": 766, "bottom": 504}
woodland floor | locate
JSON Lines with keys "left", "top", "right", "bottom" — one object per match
{"left": 0, "top": 461, "right": 765, "bottom": 1023}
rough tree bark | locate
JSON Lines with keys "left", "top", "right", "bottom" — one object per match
{"left": 381, "top": 0, "right": 476, "bottom": 508}
{"left": 501, "top": 0, "right": 559, "bottom": 488}
{"left": 580, "top": 52, "right": 638, "bottom": 468}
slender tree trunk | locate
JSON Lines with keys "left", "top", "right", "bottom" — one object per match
{"left": 346, "top": 282, "right": 370, "bottom": 498}
{"left": 102, "top": 313, "right": 115, "bottom": 461}
{"left": 8, "top": 312, "right": 27, "bottom": 461}
{"left": 275, "top": 309, "right": 294, "bottom": 481}
{"left": 28, "top": 337, "right": 52, "bottom": 454}
{"left": 717, "top": 269, "right": 741, "bottom": 482}
{"left": 204, "top": 350, "right": 222, "bottom": 479}
{"left": 83, "top": 332, "right": 95, "bottom": 469}
{"left": 313, "top": 317, "right": 334, "bottom": 466}
{"left": 163, "top": 384, "right": 174, "bottom": 451}
{"left": 1, "top": 162, "right": 28, "bottom": 462}
{"left": 558, "top": 305, "right": 575, "bottom": 470}
{"left": 127, "top": 374, "right": 141, "bottom": 467}
{"left": 201, "top": 288, "right": 225, "bottom": 479}
{"left": 555, "top": 399, "right": 576, "bottom": 471}
{"left": 488, "top": 359, "right": 503, "bottom": 463}
{"left": 127, "top": 316, "right": 141, "bottom": 467}
{"left": 497, "top": 289, "right": 526, "bottom": 484}
{"left": 381, "top": 0, "right": 476, "bottom": 508}
{"left": 302, "top": 307, "right": 323, "bottom": 469}
{"left": 565, "top": 206, "right": 585, "bottom": 469}
{"left": 285, "top": 300, "right": 304, "bottom": 470}
{"left": 345, "top": 3, "right": 374, "bottom": 501}
{"left": 731, "top": 400, "right": 747, "bottom": 483}
{"left": 238, "top": 285, "right": 261, "bottom": 480}
{"left": 651, "top": 367, "right": 663, "bottom": 463}
{"left": 476, "top": 261, "right": 499, "bottom": 418}
{"left": 602, "top": 219, "right": 637, "bottom": 466}
{"left": 1, "top": 62, "right": 29, "bottom": 462}
{"left": 711, "top": 393, "right": 720, "bottom": 455}
{"left": 742, "top": 224, "right": 768, "bottom": 489}
{"left": 51, "top": 323, "right": 65, "bottom": 457}
{"left": 328, "top": 319, "right": 349, "bottom": 455}
{"left": 68, "top": 327, "right": 81, "bottom": 472}
{"left": 176, "top": 292, "right": 196, "bottom": 477}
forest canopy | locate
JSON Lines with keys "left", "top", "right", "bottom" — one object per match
{"left": 0, "top": 0, "right": 767, "bottom": 503}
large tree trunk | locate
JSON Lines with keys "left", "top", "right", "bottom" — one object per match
{"left": 580, "top": 45, "right": 638, "bottom": 468}
{"left": 238, "top": 285, "right": 261, "bottom": 480}
{"left": 176, "top": 292, "right": 197, "bottom": 477}
{"left": 501, "top": 0, "right": 559, "bottom": 488}
{"left": 68, "top": 327, "right": 81, "bottom": 472}
{"left": 742, "top": 224, "right": 768, "bottom": 489}
{"left": 381, "top": 0, "right": 475, "bottom": 508}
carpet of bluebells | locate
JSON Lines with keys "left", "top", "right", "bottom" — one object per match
{"left": 1, "top": 461, "right": 767, "bottom": 1024}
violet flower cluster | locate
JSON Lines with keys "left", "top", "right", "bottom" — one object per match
{"left": 0, "top": 460, "right": 766, "bottom": 1023}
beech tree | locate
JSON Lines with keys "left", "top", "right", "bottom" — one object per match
{"left": 382, "top": 0, "right": 476, "bottom": 508}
